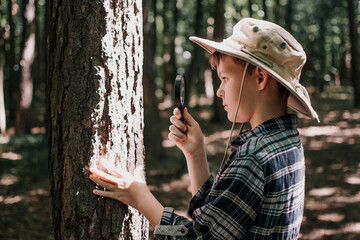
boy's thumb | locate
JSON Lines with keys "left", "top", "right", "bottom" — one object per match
{"left": 183, "top": 108, "right": 195, "bottom": 126}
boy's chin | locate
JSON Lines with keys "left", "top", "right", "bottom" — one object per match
{"left": 227, "top": 112, "right": 247, "bottom": 123}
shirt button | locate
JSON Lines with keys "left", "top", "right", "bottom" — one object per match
{"left": 180, "top": 228, "right": 186, "bottom": 234}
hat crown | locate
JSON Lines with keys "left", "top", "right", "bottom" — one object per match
{"left": 226, "top": 18, "right": 306, "bottom": 84}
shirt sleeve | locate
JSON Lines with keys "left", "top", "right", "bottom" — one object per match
{"left": 153, "top": 154, "right": 264, "bottom": 240}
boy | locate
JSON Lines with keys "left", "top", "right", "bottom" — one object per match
{"left": 89, "top": 18, "right": 319, "bottom": 239}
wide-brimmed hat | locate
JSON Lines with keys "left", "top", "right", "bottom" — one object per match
{"left": 190, "top": 17, "right": 319, "bottom": 121}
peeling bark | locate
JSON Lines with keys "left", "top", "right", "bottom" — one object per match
{"left": 48, "top": 0, "right": 148, "bottom": 239}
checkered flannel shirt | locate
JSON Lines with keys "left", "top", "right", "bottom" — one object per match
{"left": 154, "top": 114, "right": 305, "bottom": 239}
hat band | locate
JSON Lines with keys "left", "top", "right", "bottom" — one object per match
{"left": 240, "top": 47, "right": 274, "bottom": 69}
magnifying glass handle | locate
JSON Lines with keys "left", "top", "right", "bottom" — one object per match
{"left": 179, "top": 106, "right": 184, "bottom": 123}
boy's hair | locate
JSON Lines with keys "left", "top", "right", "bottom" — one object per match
{"left": 209, "top": 51, "right": 289, "bottom": 98}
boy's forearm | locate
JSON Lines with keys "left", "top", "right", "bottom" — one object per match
{"left": 136, "top": 188, "right": 164, "bottom": 227}
{"left": 184, "top": 147, "right": 210, "bottom": 196}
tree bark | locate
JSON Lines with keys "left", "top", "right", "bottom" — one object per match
{"left": 47, "top": 0, "right": 148, "bottom": 239}
{"left": 212, "top": 0, "right": 227, "bottom": 123}
{"left": 347, "top": 0, "right": 360, "bottom": 107}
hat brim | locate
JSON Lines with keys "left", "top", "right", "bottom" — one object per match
{"left": 190, "top": 36, "right": 319, "bottom": 122}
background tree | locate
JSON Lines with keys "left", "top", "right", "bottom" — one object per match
{"left": 347, "top": 0, "right": 360, "bottom": 107}
{"left": 15, "top": 0, "right": 36, "bottom": 133}
{"left": 0, "top": 38, "right": 5, "bottom": 134}
{"left": 212, "top": 0, "right": 227, "bottom": 122}
{"left": 47, "top": 0, "right": 148, "bottom": 239}
{"left": 143, "top": 0, "right": 164, "bottom": 161}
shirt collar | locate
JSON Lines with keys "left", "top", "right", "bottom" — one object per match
{"left": 231, "top": 114, "right": 298, "bottom": 147}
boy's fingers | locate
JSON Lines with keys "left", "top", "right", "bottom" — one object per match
{"left": 93, "top": 189, "right": 115, "bottom": 198}
{"left": 90, "top": 174, "right": 116, "bottom": 190}
{"left": 168, "top": 132, "right": 184, "bottom": 144}
{"left": 100, "top": 160, "right": 123, "bottom": 178}
{"left": 89, "top": 167, "right": 119, "bottom": 184}
{"left": 169, "top": 125, "right": 186, "bottom": 140}
{"left": 183, "top": 108, "right": 195, "bottom": 127}
{"left": 173, "top": 108, "right": 182, "bottom": 120}
{"left": 170, "top": 116, "right": 187, "bottom": 132}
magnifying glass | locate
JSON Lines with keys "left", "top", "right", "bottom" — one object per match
{"left": 174, "top": 75, "right": 186, "bottom": 123}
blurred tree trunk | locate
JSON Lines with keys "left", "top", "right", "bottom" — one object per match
{"left": 346, "top": 0, "right": 360, "bottom": 107}
{"left": 47, "top": 0, "right": 148, "bottom": 239}
{"left": 0, "top": 46, "right": 5, "bottom": 134}
{"left": 33, "top": 0, "right": 47, "bottom": 124}
{"left": 285, "top": 0, "right": 292, "bottom": 32}
{"left": 317, "top": 17, "right": 326, "bottom": 93}
{"left": 262, "top": 0, "right": 267, "bottom": 20}
{"left": 274, "top": 0, "right": 280, "bottom": 24}
{"left": 170, "top": 0, "right": 178, "bottom": 82}
{"left": 162, "top": 0, "right": 176, "bottom": 97}
{"left": 15, "top": 0, "right": 36, "bottom": 133}
{"left": 212, "top": 0, "right": 227, "bottom": 123}
{"left": 248, "top": 0, "right": 253, "bottom": 17}
{"left": 5, "top": 0, "right": 18, "bottom": 126}
{"left": 143, "top": 0, "right": 164, "bottom": 160}
{"left": 339, "top": 30, "right": 348, "bottom": 85}
{"left": 186, "top": 0, "right": 203, "bottom": 107}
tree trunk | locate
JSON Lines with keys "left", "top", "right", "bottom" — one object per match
{"left": 285, "top": 0, "right": 292, "bottom": 32}
{"left": 143, "top": 0, "right": 164, "bottom": 160}
{"left": 274, "top": 0, "right": 280, "bottom": 24}
{"left": 0, "top": 47, "right": 5, "bottom": 134}
{"left": 15, "top": 0, "right": 36, "bottom": 133}
{"left": 47, "top": 0, "right": 148, "bottom": 239}
{"left": 186, "top": 0, "right": 204, "bottom": 107}
{"left": 347, "top": 0, "right": 360, "bottom": 107}
{"left": 5, "top": 0, "right": 18, "bottom": 126}
{"left": 262, "top": 0, "right": 267, "bottom": 20}
{"left": 248, "top": 0, "right": 253, "bottom": 17}
{"left": 162, "top": 0, "right": 175, "bottom": 97}
{"left": 212, "top": 0, "right": 227, "bottom": 123}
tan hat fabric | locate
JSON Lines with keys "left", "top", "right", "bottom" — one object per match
{"left": 190, "top": 18, "right": 319, "bottom": 121}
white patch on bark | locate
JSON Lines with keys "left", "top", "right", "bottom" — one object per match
{"left": 90, "top": 0, "right": 148, "bottom": 238}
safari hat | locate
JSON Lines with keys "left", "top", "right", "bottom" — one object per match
{"left": 190, "top": 17, "right": 319, "bottom": 121}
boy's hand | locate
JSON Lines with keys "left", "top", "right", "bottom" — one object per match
{"left": 168, "top": 107, "right": 205, "bottom": 157}
{"left": 89, "top": 160, "right": 148, "bottom": 210}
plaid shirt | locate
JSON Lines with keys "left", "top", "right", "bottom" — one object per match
{"left": 154, "top": 114, "right": 305, "bottom": 239}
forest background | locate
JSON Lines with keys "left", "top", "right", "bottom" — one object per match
{"left": 0, "top": 0, "right": 360, "bottom": 239}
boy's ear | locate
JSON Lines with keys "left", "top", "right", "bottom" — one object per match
{"left": 255, "top": 67, "right": 269, "bottom": 91}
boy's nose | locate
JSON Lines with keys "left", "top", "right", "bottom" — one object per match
{"left": 216, "top": 86, "right": 224, "bottom": 98}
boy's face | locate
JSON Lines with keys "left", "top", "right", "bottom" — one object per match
{"left": 216, "top": 55, "right": 256, "bottom": 123}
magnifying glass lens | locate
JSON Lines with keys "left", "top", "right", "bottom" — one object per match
{"left": 180, "top": 78, "right": 185, "bottom": 105}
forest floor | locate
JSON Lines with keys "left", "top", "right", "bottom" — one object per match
{"left": 1, "top": 86, "right": 360, "bottom": 239}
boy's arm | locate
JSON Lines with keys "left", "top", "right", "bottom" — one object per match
{"left": 169, "top": 108, "right": 210, "bottom": 195}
